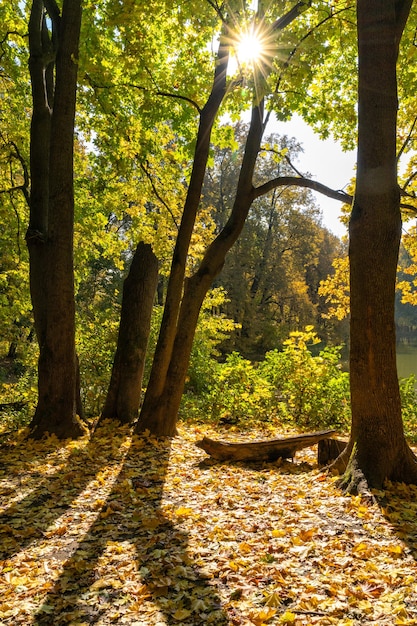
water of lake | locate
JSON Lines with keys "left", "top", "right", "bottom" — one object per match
{"left": 397, "top": 346, "right": 417, "bottom": 382}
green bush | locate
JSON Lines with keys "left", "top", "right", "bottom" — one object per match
{"left": 0, "top": 341, "right": 38, "bottom": 433}
{"left": 77, "top": 313, "right": 119, "bottom": 417}
{"left": 186, "top": 327, "right": 351, "bottom": 431}
{"left": 260, "top": 327, "right": 351, "bottom": 431}
{"left": 400, "top": 374, "right": 417, "bottom": 442}
{"left": 205, "top": 352, "right": 273, "bottom": 423}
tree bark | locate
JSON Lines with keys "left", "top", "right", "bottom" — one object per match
{"left": 100, "top": 243, "right": 158, "bottom": 424}
{"left": 333, "top": 0, "right": 417, "bottom": 489}
{"left": 26, "top": 0, "right": 52, "bottom": 350}
{"left": 27, "top": 0, "right": 86, "bottom": 439}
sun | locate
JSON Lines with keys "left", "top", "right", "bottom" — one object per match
{"left": 236, "top": 30, "right": 263, "bottom": 65}
{"left": 229, "top": 20, "right": 277, "bottom": 76}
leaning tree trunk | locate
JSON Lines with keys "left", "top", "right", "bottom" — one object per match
{"left": 100, "top": 243, "right": 158, "bottom": 424}
{"left": 137, "top": 28, "right": 230, "bottom": 431}
{"left": 137, "top": 3, "right": 312, "bottom": 437}
{"left": 28, "top": 0, "right": 86, "bottom": 439}
{"left": 136, "top": 103, "right": 264, "bottom": 436}
{"left": 334, "top": 0, "right": 417, "bottom": 490}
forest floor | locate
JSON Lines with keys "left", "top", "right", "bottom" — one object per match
{"left": 1, "top": 421, "right": 417, "bottom": 626}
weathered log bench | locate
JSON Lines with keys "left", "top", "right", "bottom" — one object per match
{"left": 196, "top": 429, "right": 339, "bottom": 462}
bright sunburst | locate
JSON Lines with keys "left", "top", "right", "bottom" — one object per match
{"left": 228, "top": 20, "right": 276, "bottom": 78}
{"left": 236, "top": 29, "right": 263, "bottom": 65}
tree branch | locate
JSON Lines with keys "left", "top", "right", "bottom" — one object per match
{"left": 402, "top": 170, "right": 417, "bottom": 191}
{"left": 153, "top": 90, "right": 201, "bottom": 113}
{"left": 252, "top": 175, "right": 353, "bottom": 204}
{"left": 271, "top": 1, "right": 312, "bottom": 32}
{"left": 397, "top": 114, "right": 417, "bottom": 163}
{"left": 400, "top": 201, "right": 417, "bottom": 214}
{"left": 394, "top": 0, "right": 414, "bottom": 45}
{"left": 140, "top": 162, "right": 179, "bottom": 229}
{"left": 271, "top": 5, "right": 354, "bottom": 108}
{"left": 9, "top": 141, "right": 30, "bottom": 206}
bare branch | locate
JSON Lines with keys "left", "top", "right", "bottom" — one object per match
{"left": 400, "top": 202, "right": 417, "bottom": 214}
{"left": 397, "top": 115, "right": 417, "bottom": 163}
{"left": 205, "top": 0, "right": 226, "bottom": 22}
{"left": 284, "top": 154, "right": 306, "bottom": 178}
{"left": 154, "top": 90, "right": 201, "bottom": 114}
{"left": 140, "top": 163, "right": 179, "bottom": 230}
{"left": 84, "top": 74, "right": 202, "bottom": 114}
{"left": 252, "top": 174, "right": 417, "bottom": 216}
{"left": 252, "top": 175, "right": 353, "bottom": 204}
{"left": 9, "top": 189, "right": 22, "bottom": 261}
{"left": 9, "top": 140, "right": 30, "bottom": 206}
{"left": 0, "top": 138, "right": 30, "bottom": 206}
{"left": 402, "top": 170, "right": 417, "bottom": 190}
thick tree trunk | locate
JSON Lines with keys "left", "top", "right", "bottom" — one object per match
{"left": 100, "top": 243, "right": 158, "bottom": 424}
{"left": 28, "top": 0, "right": 86, "bottom": 439}
{"left": 26, "top": 0, "right": 52, "bottom": 349}
{"left": 334, "top": 0, "right": 417, "bottom": 489}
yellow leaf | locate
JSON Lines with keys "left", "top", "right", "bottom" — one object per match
{"left": 45, "top": 525, "right": 67, "bottom": 537}
{"left": 352, "top": 542, "right": 372, "bottom": 557}
{"left": 238, "top": 541, "right": 252, "bottom": 553}
{"left": 141, "top": 517, "right": 161, "bottom": 529}
{"left": 387, "top": 544, "right": 404, "bottom": 556}
{"left": 280, "top": 610, "right": 296, "bottom": 624}
{"left": 271, "top": 529, "right": 286, "bottom": 538}
{"left": 173, "top": 608, "right": 192, "bottom": 620}
{"left": 91, "top": 578, "right": 123, "bottom": 590}
{"left": 298, "top": 528, "right": 317, "bottom": 542}
{"left": 250, "top": 607, "right": 277, "bottom": 624}
{"left": 174, "top": 506, "right": 193, "bottom": 517}
{"left": 264, "top": 590, "right": 281, "bottom": 607}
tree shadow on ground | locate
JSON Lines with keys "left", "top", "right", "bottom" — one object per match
{"left": 0, "top": 422, "right": 129, "bottom": 563}
{"left": 33, "top": 435, "right": 229, "bottom": 625}
{"left": 379, "top": 482, "right": 417, "bottom": 560}
{"left": 198, "top": 457, "right": 314, "bottom": 475}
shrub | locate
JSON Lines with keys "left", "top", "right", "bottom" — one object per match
{"left": 204, "top": 352, "right": 273, "bottom": 424}
{"left": 0, "top": 341, "right": 38, "bottom": 433}
{"left": 260, "top": 327, "right": 351, "bottom": 431}
{"left": 400, "top": 374, "right": 417, "bottom": 442}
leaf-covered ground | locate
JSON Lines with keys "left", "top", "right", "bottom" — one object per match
{"left": 1, "top": 422, "right": 417, "bottom": 626}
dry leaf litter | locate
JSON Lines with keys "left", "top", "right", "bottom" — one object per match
{"left": 1, "top": 421, "right": 417, "bottom": 625}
